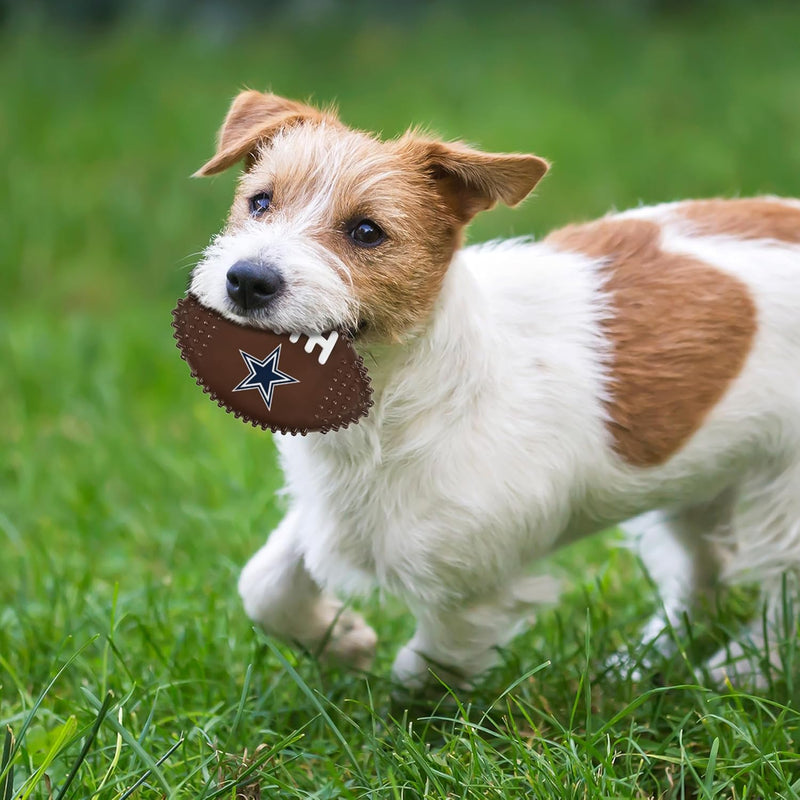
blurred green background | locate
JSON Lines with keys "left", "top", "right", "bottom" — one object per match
{"left": 2, "top": 2, "right": 800, "bottom": 797}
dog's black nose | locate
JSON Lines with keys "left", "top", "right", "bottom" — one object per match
{"left": 226, "top": 260, "right": 284, "bottom": 311}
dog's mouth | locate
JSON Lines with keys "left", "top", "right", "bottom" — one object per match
{"left": 220, "top": 296, "right": 368, "bottom": 341}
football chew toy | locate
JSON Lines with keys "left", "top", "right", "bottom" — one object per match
{"left": 172, "top": 294, "right": 373, "bottom": 434}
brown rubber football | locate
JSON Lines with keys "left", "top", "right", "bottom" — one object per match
{"left": 172, "top": 294, "right": 373, "bottom": 434}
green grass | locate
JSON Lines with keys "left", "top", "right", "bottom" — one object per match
{"left": 3, "top": 3, "right": 800, "bottom": 797}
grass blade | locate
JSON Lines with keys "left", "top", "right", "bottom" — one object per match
{"left": 117, "top": 734, "right": 184, "bottom": 800}
{"left": 81, "top": 688, "right": 172, "bottom": 795}
{"left": 263, "top": 639, "right": 367, "bottom": 785}
{"left": 1, "top": 727, "right": 14, "bottom": 800}
{"left": 17, "top": 717, "right": 78, "bottom": 800}
{"left": 54, "top": 690, "right": 114, "bottom": 800}
{"left": 0, "top": 638, "right": 97, "bottom": 788}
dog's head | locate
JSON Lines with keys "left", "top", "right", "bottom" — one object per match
{"left": 190, "top": 91, "right": 549, "bottom": 341}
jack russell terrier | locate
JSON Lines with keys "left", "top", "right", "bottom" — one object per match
{"left": 189, "top": 90, "right": 800, "bottom": 688}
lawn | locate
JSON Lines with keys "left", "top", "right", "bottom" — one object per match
{"left": 2, "top": 3, "right": 800, "bottom": 797}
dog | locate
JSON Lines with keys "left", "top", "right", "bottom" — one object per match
{"left": 189, "top": 90, "right": 800, "bottom": 688}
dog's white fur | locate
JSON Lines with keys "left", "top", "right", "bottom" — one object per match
{"left": 191, "top": 100, "right": 800, "bottom": 688}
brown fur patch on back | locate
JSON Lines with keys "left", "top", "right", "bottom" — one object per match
{"left": 546, "top": 217, "right": 757, "bottom": 467}
{"left": 678, "top": 198, "right": 800, "bottom": 243}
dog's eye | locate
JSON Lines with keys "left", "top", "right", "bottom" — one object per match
{"left": 349, "top": 219, "right": 385, "bottom": 247}
{"left": 249, "top": 192, "right": 272, "bottom": 217}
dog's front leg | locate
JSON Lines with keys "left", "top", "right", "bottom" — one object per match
{"left": 238, "top": 508, "right": 377, "bottom": 669}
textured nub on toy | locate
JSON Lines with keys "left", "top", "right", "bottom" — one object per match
{"left": 171, "top": 294, "right": 373, "bottom": 434}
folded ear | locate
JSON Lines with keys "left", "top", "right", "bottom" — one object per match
{"left": 404, "top": 136, "right": 549, "bottom": 222}
{"left": 194, "top": 91, "right": 329, "bottom": 177}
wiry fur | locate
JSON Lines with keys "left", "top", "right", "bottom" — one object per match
{"left": 192, "top": 92, "right": 800, "bottom": 689}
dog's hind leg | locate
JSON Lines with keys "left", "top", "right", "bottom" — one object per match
{"left": 238, "top": 508, "right": 377, "bottom": 669}
{"left": 706, "top": 455, "right": 800, "bottom": 687}
{"left": 636, "top": 491, "right": 733, "bottom": 641}
{"left": 391, "top": 574, "right": 560, "bottom": 689}
{"left": 607, "top": 490, "right": 734, "bottom": 678}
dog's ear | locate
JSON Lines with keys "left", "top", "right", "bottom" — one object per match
{"left": 404, "top": 136, "right": 549, "bottom": 222}
{"left": 194, "top": 91, "right": 328, "bottom": 177}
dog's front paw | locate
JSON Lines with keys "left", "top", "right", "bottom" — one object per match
{"left": 319, "top": 610, "right": 377, "bottom": 671}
